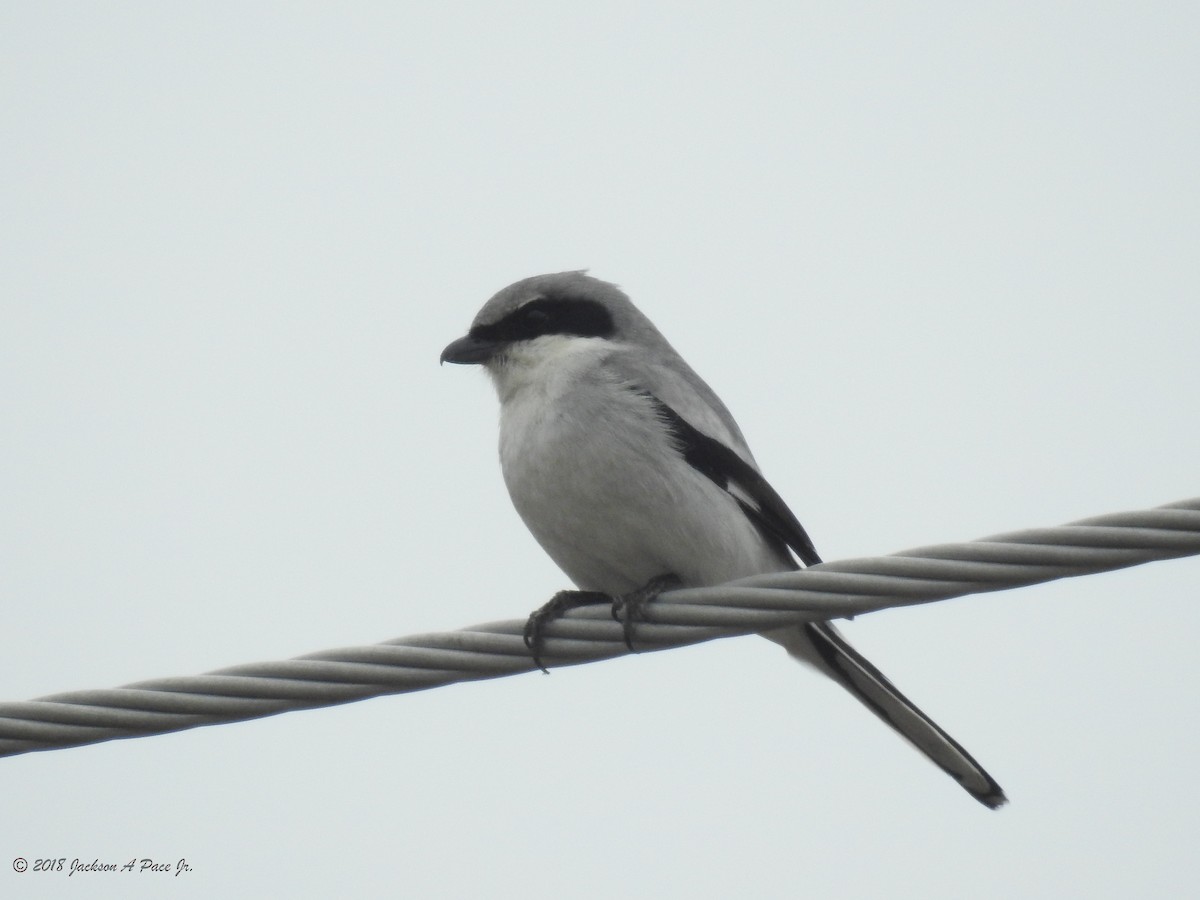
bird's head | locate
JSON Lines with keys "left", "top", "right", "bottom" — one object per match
{"left": 441, "top": 271, "right": 668, "bottom": 397}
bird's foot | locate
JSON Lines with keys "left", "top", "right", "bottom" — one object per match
{"left": 523, "top": 590, "right": 610, "bottom": 673}
{"left": 611, "top": 573, "right": 681, "bottom": 653}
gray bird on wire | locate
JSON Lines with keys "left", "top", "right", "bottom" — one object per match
{"left": 441, "top": 270, "right": 1005, "bottom": 808}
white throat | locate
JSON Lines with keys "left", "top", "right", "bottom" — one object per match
{"left": 485, "top": 334, "right": 614, "bottom": 405}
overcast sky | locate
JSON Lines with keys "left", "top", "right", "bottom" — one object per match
{"left": 3, "top": 3, "right": 1199, "bottom": 898}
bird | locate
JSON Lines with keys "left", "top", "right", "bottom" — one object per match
{"left": 440, "top": 270, "right": 1005, "bottom": 808}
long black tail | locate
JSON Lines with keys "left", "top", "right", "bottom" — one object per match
{"left": 768, "top": 623, "right": 1006, "bottom": 808}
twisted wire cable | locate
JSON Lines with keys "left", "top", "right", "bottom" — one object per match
{"left": 2, "top": 497, "right": 1197, "bottom": 760}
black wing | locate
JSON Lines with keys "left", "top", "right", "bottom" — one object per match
{"left": 638, "top": 390, "right": 822, "bottom": 568}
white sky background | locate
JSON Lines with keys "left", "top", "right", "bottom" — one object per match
{"left": 2, "top": 3, "right": 1198, "bottom": 897}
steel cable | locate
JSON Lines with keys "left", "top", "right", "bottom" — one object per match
{"left": 1, "top": 497, "right": 1196, "bottom": 759}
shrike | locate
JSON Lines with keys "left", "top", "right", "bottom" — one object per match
{"left": 441, "top": 271, "right": 1005, "bottom": 808}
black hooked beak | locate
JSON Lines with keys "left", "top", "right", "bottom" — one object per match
{"left": 440, "top": 333, "right": 503, "bottom": 365}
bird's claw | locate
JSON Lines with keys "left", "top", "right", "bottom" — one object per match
{"left": 523, "top": 590, "right": 609, "bottom": 673}
{"left": 611, "top": 573, "right": 681, "bottom": 652}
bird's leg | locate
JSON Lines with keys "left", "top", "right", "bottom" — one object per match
{"left": 612, "top": 573, "right": 681, "bottom": 653}
{"left": 524, "top": 590, "right": 610, "bottom": 674}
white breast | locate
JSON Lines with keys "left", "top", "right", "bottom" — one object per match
{"left": 490, "top": 336, "right": 788, "bottom": 593}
